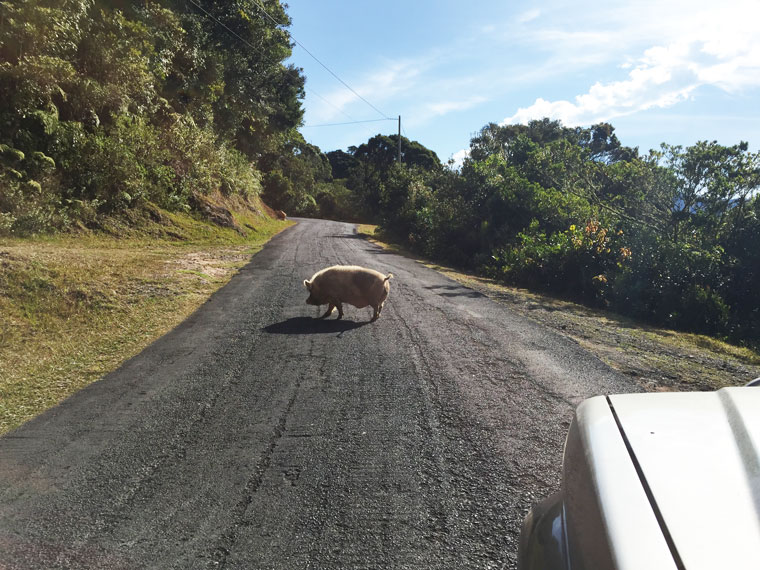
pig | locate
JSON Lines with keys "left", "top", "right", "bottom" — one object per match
{"left": 304, "top": 265, "right": 394, "bottom": 321}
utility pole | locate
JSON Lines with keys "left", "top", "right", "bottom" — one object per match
{"left": 397, "top": 115, "right": 402, "bottom": 163}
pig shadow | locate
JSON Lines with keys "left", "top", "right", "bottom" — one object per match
{"left": 264, "top": 316, "right": 368, "bottom": 335}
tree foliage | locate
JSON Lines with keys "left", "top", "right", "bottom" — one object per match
{"left": 0, "top": 0, "right": 306, "bottom": 234}
{"left": 337, "top": 119, "right": 760, "bottom": 345}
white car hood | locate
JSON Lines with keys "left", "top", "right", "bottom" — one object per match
{"left": 609, "top": 387, "right": 760, "bottom": 570}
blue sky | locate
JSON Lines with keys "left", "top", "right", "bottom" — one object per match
{"left": 284, "top": 0, "right": 760, "bottom": 165}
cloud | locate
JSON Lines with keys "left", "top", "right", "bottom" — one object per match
{"left": 305, "top": 39, "right": 497, "bottom": 132}
{"left": 428, "top": 96, "right": 488, "bottom": 117}
{"left": 450, "top": 148, "right": 470, "bottom": 169}
{"left": 307, "top": 56, "right": 438, "bottom": 124}
{"left": 503, "top": 1, "right": 760, "bottom": 128}
{"left": 517, "top": 8, "right": 541, "bottom": 24}
{"left": 504, "top": 52, "right": 696, "bottom": 125}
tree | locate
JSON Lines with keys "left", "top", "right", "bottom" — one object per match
{"left": 0, "top": 0, "right": 306, "bottom": 233}
{"left": 350, "top": 134, "right": 441, "bottom": 171}
{"left": 342, "top": 134, "right": 441, "bottom": 220}
{"left": 661, "top": 141, "right": 760, "bottom": 243}
{"left": 326, "top": 149, "right": 359, "bottom": 180}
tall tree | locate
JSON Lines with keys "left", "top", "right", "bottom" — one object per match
{"left": 0, "top": 0, "right": 306, "bottom": 233}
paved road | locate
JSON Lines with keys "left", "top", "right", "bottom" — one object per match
{"left": 0, "top": 218, "right": 638, "bottom": 569}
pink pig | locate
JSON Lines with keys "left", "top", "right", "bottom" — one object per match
{"left": 304, "top": 265, "right": 394, "bottom": 321}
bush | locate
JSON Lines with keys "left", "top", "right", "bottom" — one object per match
{"left": 609, "top": 234, "right": 729, "bottom": 335}
{"left": 0, "top": 144, "right": 65, "bottom": 235}
{"left": 315, "top": 181, "right": 358, "bottom": 220}
{"left": 487, "top": 219, "right": 629, "bottom": 304}
{"left": 0, "top": 0, "right": 303, "bottom": 234}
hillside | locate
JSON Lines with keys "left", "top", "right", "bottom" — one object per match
{"left": 0, "top": 0, "right": 309, "bottom": 235}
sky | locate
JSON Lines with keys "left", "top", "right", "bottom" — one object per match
{"left": 283, "top": 0, "right": 760, "bottom": 166}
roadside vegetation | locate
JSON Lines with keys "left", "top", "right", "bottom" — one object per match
{"left": 0, "top": 0, "right": 312, "bottom": 235}
{"left": 2, "top": 0, "right": 759, "bottom": 433}
{"left": 0, "top": 208, "right": 291, "bottom": 435}
{"left": 359, "top": 225, "right": 760, "bottom": 393}
{"left": 339, "top": 123, "right": 760, "bottom": 351}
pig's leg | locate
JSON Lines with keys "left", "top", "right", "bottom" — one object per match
{"left": 319, "top": 304, "right": 335, "bottom": 319}
{"left": 370, "top": 304, "right": 379, "bottom": 321}
{"left": 335, "top": 302, "right": 344, "bottom": 319}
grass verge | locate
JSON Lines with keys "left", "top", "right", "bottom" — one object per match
{"left": 358, "top": 224, "right": 760, "bottom": 392}
{"left": 0, "top": 203, "right": 292, "bottom": 435}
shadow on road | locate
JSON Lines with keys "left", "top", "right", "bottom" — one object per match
{"left": 425, "top": 285, "right": 486, "bottom": 299}
{"left": 326, "top": 234, "right": 364, "bottom": 239}
{"left": 264, "top": 316, "right": 368, "bottom": 335}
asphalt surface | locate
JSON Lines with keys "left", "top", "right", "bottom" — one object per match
{"left": 0, "top": 218, "right": 638, "bottom": 569}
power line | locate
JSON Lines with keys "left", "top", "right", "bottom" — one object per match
{"left": 250, "top": 0, "right": 392, "bottom": 121}
{"left": 190, "top": 0, "right": 397, "bottom": 140}
{"left": 307, "top": 88, "right": 361, "bottom": 124}
{"left": 188, "top": 0, "right": 264, "bottom": 55}
{"left": 188, "top": 0, "right": 360, "bottom": 126}
{"left": 303, "top": 118, "right": 396, "bottom": 128}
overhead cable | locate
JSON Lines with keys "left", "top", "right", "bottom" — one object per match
{"left": 303, "top": 118, "right": 396, "bottom": 128}
{"left": 307, "top": 89, "right": 361, "bottom": 124}
{"left": 188, "top": 0, "right": 358, "bottom": 125}
{"left": 251, "top": 0, "right": 393, "bottom": 121}
{"left": 188, "top": 0, "right": 263, "bottom": 55}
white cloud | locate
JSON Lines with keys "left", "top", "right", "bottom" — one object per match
{"left": 307, "top": 57, "right": 432, "bottom": 123}
{"left": 429, "top": 96, "right": 488, "bottom": 117}
{"left": 450, "top": 148, "right": 470, "bottom": 169}
{"left": 503, "top": 1, "right": 760, "bottom": 128}
{"left": 505, "top": 63, "right": 698, "bottom": 126}
{"left": 305, "top": 40, "right": 497, "bottom": 131}
{"left": 517, "top": 8, "right": 541, "bottom": 24}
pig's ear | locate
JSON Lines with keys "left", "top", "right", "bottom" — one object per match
{"left": 303, "top": 279, "right": 312, "bottom": 290}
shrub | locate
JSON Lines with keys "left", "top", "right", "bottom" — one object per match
{"left": 488, "top": 219, "right": 629, "bottom": 304}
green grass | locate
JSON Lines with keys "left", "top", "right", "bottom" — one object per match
{"left": 0, "top": 202, "right": 292, "bottom": 435}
